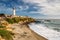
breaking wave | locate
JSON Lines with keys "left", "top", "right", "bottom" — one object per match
{"left": 29, "top": 23, "right": 60, "bottom": 40}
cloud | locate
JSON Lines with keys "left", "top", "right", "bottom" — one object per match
{"left": 18, "top": 5, "right": 29, "bottom": 11}
{"left": 0, "top": 0, "right": 24, "bottom": 14}
{"left": 0, "top": 0, "right": 39, "bottom": 12}
{"left": 23, "top": 0, "right": 60, "bottom": 16}
{"left": 0, "top": 0, "right": 60, "bottom": 19}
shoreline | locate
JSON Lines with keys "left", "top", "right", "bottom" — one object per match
{"left": 27, "top": 24, "right": 48, "bottom": 40}
{"left": 20, "top": 22, "right": 48, "bottom": 40}
{"left": 11, "top": 23, "right": 48, "bottom": 40}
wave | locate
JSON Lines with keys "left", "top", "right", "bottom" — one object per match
{"left": 29, "top": 23, "right": 60, "bottom": 40}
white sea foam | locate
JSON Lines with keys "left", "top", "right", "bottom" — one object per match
{"left": 29, "top": 23, "right": 60, "bottom": 40}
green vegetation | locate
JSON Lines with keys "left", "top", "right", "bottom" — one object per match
{"left": 12, "top": 17, "right": 20, "bottom": 23}
{"left": 0, "top": 30, "right": 13, "bottom": 40}
{"left": 0, "top": 13, "right": 35, "bottom": 40}
{"left": 0, "top": 25, "right": 14, "bottom": 40}
{"left": 5, "top": 17, "right": 21, "bottom": 24}
{"left": 0, "top": 26, "right": 6, "bottom": 28}
{"left": 28, "top": 18, "right": 35, "bottom": 22}
{"left": 5, "top": 17, "right": 35, "bottom": 24}
{"left": 5, "top": 18, "right": 14, "bottom": 24}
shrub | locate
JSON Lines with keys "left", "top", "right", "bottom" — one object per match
{"left": 12, "top": 17, "right": 20, "bottom": 23}
{"left": 5, "top": 18, "right": 14, "bottom": 24}
{"left": 0, "top": 30, "right": 13, "bottom": 40}
{"left": 0, "top": 26, "right": 5, "bottom": 28}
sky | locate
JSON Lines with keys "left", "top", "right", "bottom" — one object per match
{"left": 0, "top": 0, "right": 60, "bottom": 19}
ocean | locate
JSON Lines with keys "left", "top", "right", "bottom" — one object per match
{"left": 28, "top": 19, "right": 60, "bottom": 40}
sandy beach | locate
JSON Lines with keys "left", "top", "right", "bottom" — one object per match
{"left": 9, "top": 23, "right": 48, "bottom": 40}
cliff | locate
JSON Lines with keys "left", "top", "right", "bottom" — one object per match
{"left": 10, "top": 23, "right": 47, "bottom": 40}
{"left": 0, "top": 14, "right": 47, "bottom": 40}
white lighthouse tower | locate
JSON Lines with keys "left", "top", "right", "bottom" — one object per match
{"left": 13, "top": 8, "right": 16, "bottom": 16}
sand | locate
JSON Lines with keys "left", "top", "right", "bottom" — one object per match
{"left": 10, "top": 23, "right": 48, "bottom": 40}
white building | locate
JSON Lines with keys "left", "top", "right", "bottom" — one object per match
{"left": 13, "top": 8, "right": 16, "bottom": 16}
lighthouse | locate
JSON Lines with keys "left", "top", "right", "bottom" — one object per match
{"left": 13, "top": 8, "right": 16, "bottom": 16}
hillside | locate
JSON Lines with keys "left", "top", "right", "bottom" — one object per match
{"left": 0, "top": 14, "right": 47, "bottom": 40}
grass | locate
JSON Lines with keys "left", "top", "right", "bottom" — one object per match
{"left": 5, "top": 18, "right": 14, "bottom": 24}
{"left": 0, "top": 14, "right": 35, "bottom": 40}
{"left": 0, "top": 26, "right": 6, "bottom": 28}
{"left": 5, "top": 17, "right": 35, "bottom": 24}
{"left": 0, "top": 30, "right": 14, "bottom": 40}
{"left": 12, "top": 17, "right": 20, "bottom": 23}
{"left": 0, "top": 25, "right": 14, "bottom": 40}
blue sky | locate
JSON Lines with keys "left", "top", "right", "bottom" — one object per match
{"left": 0, "top": 0, "right": 60, "bottom": 19}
